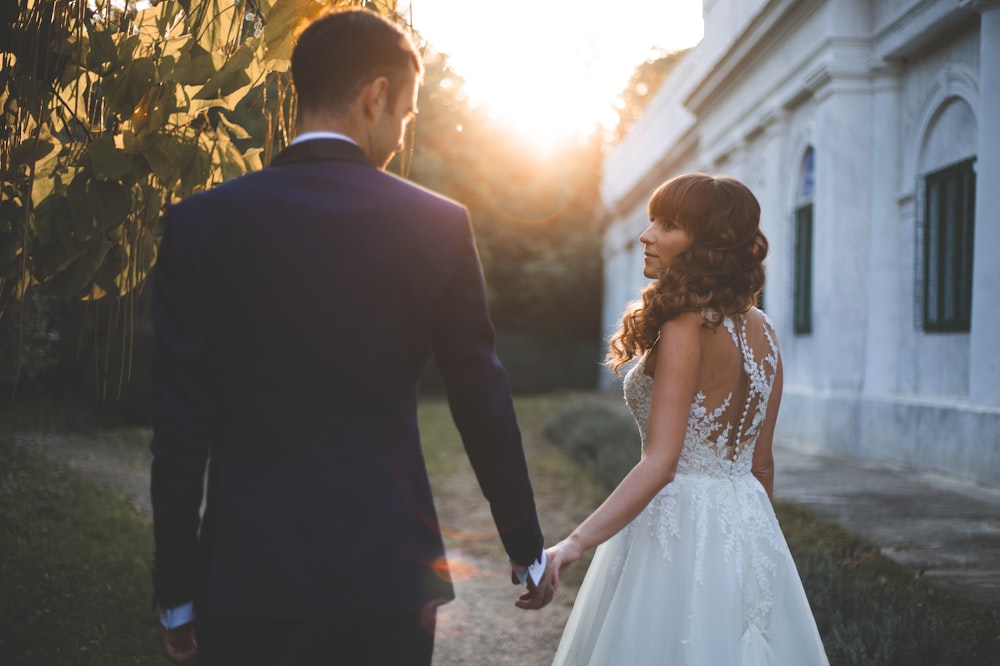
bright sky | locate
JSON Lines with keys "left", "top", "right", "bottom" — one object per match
{"left": 401, "top": 0, "right": 704, "bottom": 153}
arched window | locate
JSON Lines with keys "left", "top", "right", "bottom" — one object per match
{"left": 792, "top": 147, "right": 814, "bottom": 334}
{"left": 919, "top": 99, "right": 977, "bottom": 332}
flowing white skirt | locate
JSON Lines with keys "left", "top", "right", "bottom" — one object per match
{"left": 552, "top": 473, "right": 829, "bottom": 665}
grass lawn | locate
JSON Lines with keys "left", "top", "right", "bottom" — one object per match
{"left": 776, "top": 500, "right": 1000, "bottom": 664}
{"left": 2, "top": 393, "right": 999, "bottom": 664}
{"left": 0, "top": 435, "right": 162, "bottom": 664}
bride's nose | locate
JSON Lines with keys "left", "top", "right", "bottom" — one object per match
{"left": 639, "top": 224, "right": 655, "bottom": 245}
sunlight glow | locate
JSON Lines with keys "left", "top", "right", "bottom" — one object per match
{"left": 403, "top": 0, "right": 704, "bottom": 153}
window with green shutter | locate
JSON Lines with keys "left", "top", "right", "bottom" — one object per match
{"left": 793, "top": 203, "right": 813, "bottom": 334}
{"left": 922, "top": 158, "right": 976, "bottom": 332}
{"left": 793, "top": 148, "right": 815, "bottom": 335}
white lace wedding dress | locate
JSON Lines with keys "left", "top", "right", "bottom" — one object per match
{"left": 552, "top": 310, "right": 828, "bottom": 665}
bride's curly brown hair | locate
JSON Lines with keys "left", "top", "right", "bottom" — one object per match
{"left": 606, "top": 173, "right": 768, "bottom": 374}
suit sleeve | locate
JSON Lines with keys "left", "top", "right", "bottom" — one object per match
{"left": 150, "top": 209, "right": 214, "bottom": 609}
{"left": 432, "top": 210, "right": 544, "bottom": 567}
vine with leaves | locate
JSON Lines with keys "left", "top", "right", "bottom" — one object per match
{"left": 0, "top": 0, "right": 404, "bottom": 393}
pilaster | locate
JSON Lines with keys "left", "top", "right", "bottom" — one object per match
{"left": 862, "top": 61, "right": 904, "bottom": 396}
{"left": 963, "top": 0, "right": 1000, "bottom": 404}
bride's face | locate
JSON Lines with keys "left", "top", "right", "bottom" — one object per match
{"left": 639, "top": 217, "right": 692, "bottom": 278}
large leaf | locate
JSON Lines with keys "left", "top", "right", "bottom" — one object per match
{"left": 154, "top": 0, "right": 185, "bottom": 35}
{"left": 214, "top": 126, "right": 251, "bottom": 181}
{"left": 33, "top": 195, "right": 74, "bottom": 246}
{"left": 67, "top": 174, "right": 132, "bottom": 240}
{"left": 31, "top": 163, "right": 75, "bottom": 208}
{"left": 105, "top": 56, "right": 160, "bottom": 116}
{"left": 0, "top": 200, "right": 24, "bottom": 268}
{"left": 193, "top": 41, "right": 255, "bottom": 101}
{"left": 193, "top": 0, "right": 237, "bottom": 53}
{"left": 86, "top": 26, "right": 116, "bottom": 69}
{"left": 142, "top": 130, "right": 210, "bottom": 193}
{"left": 10, "top": 138, "right": 56, "bottom": 168}
{"left": 132, "top": 83, "right": 180, "bottom": 138}
{"left": 40, "top": 239, "right": 114, "bottom": 300}
{"left": 181, "top": 133, "right": 215, "bottom": 193}
{"left": 170, "top": 41, "right": 218, "bottom": 86}
{"left": 85, "top": 137, "right": 133, "bottom": 181}
{"left": 217, "top": 112, "right": 252, "bottom": 140}
{"left": 263, "top": 0, "right": 326, "bottom": 67}
{"left": 92, "top": 243, "right": 127, "bottom": 298}
{"left": 134, "top": 5, "right": 167, "bottom": 42}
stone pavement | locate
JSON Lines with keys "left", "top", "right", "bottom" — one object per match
{"left": 773, "top": 441, "right": 1000, "bottom": 609}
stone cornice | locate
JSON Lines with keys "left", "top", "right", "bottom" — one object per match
{"left": 684, "top": 0, "right": 817, "bottom": 116}
{"left": 604, "top": 130, "right": 699, "bottom": 218}
{"left": 878, "top": 0, "right": 980, "bottom": 58}
{"left": 958, "top": 0, "right": 1000, "bottom": 12}
{"left": 798, "top": 36, "right": 875, "bottom": 102}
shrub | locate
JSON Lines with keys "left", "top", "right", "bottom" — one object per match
{"left": 542, "top": 399, "right": 639, "bottom": 487}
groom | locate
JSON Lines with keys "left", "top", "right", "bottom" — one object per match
{"left": 151, "top": 8, "right": 553, "bottom": 665}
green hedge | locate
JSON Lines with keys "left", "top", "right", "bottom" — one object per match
{"left": 422, "top": 333, "right": 600, "bottom": 394}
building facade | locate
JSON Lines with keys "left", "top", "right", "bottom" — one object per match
{"left": 600, "top": 0, "right": 1000, "bottom": 485}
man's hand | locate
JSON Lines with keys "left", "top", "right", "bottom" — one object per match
{"left": 514, "top": 556, "right": 556, "bottom": 610}
{"left": 160, "top": 622, "right": 197, "bottom": 664}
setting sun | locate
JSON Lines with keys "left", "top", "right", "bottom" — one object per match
{"left": 402, "top": 0, "right": 704, "bottom": 154}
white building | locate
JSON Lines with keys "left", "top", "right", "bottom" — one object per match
{"left": 600, "top": 0, "right": 1000, "bottom": 486}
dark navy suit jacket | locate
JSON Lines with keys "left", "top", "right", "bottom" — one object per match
{"left": 151, "top": 139, "right": 543, "bottom": 618}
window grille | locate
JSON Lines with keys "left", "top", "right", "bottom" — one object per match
{"left": 793, "top": 203, "right": 813, "bottom": 334}
{"left": 922, "top": 158, "right": 975, "bottom": 332}
{"left": 792, "top": 148, "right": 815, "bottom": 335}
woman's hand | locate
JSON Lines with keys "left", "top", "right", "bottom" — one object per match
{"left": 546, "top": 536, "right": 584, "bottom": 591}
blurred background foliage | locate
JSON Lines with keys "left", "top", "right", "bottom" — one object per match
{"left": 0, "top": 0, "right": 679, "bottom": 424}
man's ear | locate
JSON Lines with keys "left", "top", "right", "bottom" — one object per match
{"left": 360, "top": 76, "right": 390, "bottom": 120}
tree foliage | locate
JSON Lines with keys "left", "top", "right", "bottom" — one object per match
{"left": 0, "top": 0, "right": 402, "bottom": 310}
{"left": 1, "top": 1, "right": 619, "bottom": 405}
{"left": 0, "top": 0, "right": 401, "bottom": 393}
{"left": 612, "top": 49, "right": 686, "bottom": 141}
{"left": 406, "top": 52, "right": 606, "bottom": 344}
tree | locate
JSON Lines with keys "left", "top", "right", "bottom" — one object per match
{"left": 612, "top": 49, "right": 686, "bottom": 142}
{"left": 405, "top": 52, "right": 606, "bottom": 346}
{"left": 0, "top": 0, "right": 403, "bottom": 395}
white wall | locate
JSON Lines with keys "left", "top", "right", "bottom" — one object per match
{"left": 599, "top": 0, "right": 1000, "bottom": 485}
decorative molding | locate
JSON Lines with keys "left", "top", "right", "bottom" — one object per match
{"left": 605, "top": 130, "right": 699, "bottom": 219}
{"left": 958, "top": 0, "right": 1000, "bottom": 13}
{"left": 685, "top": 0, "right": 817, "bottom": 116}
{"left": 878, "top": 0, "right": 980, "bottom": 59}
{"left": 903, "top": 64, "right": 980, "bottom": 187}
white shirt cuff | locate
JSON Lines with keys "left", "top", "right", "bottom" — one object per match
{"left": 159, "top": 602, "right": 196, "bottom": 629}
{"left": 514, "top": 550, "right": 547, "bottom": 587}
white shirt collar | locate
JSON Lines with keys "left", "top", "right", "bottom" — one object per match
{"left": 291, "top": 131, "right": 359, "bottom": 146}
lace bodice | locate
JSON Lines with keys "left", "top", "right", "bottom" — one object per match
{"left": 556, "top": 307, "right": 828, "bottom": 665}
{"left": 623, "top": 309, "right": 779, "bottom": 478}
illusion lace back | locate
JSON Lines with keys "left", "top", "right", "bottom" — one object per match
{"left": 625, "top": 310, "right": 779, "bottom": 476}
{"left": 552, "top": 308, "right": 828, "bottom": 666}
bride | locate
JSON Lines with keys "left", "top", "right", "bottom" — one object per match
{"left": 546, "top": 173, "right": 828, "bottom": 665}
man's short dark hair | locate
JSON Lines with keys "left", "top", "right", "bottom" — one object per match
{"left": 291, "top": 8, "right": 422, "bottom": 115}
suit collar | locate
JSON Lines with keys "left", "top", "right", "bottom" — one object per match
{"left": 270, "top": 139, "right": 373, "bottom": 168}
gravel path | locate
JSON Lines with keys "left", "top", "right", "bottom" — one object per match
{"left": 20, "top": 415, "right": 603, "bottom": 666}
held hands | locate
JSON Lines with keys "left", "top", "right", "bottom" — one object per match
{"left": 160, "top": 622, "right": 197, "bottom": 664}
{"left": 513, "top": 557, "right": 556, "bottom": 610}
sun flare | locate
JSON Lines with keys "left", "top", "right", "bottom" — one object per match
{"left": 403, "top": 0, "right": 703, "bottom": 154}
